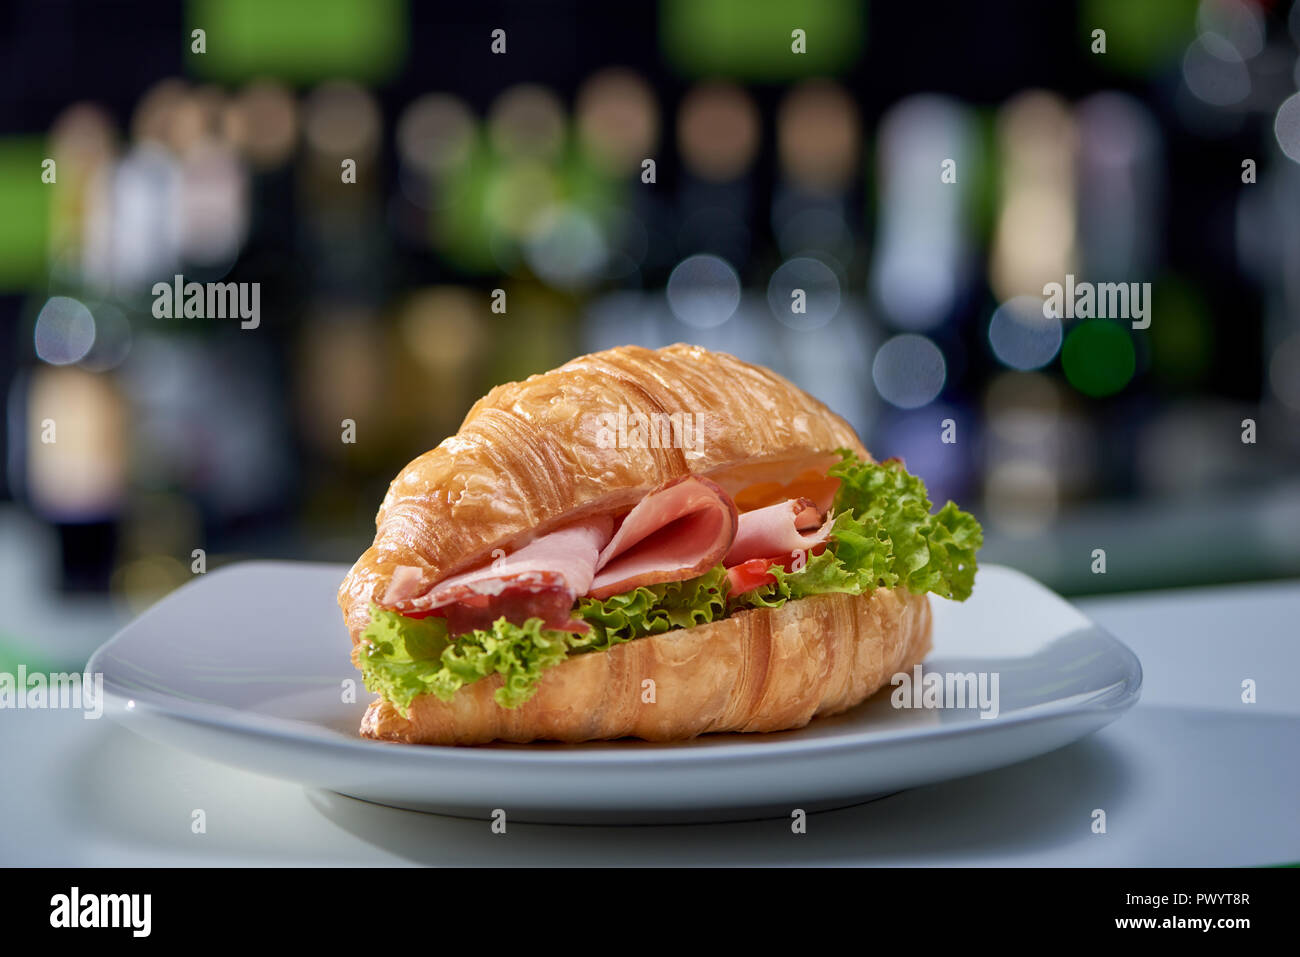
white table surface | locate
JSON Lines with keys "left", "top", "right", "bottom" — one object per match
{"left": 2, "top": 579, "right": 1298, "bottom": 867}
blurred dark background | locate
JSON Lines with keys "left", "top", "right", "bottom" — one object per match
{"left": 2, "top": 0, "right": 1299, "bottom": 670}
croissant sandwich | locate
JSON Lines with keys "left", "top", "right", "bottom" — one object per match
{"left": 339, "top": 343, "right": 982, "bottom": 745}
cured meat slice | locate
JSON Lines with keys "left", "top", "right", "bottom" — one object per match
{"left": 382, "top": 516, "right": 613, "bottom": 632}
{"left": 724, "top": 497, "right": 834, "bottom": 567}
{"left": 587, "top": 475, "right": 739, "bottom": 600}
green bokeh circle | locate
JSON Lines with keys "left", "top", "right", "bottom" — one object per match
{"left": 1061, "top": 320, "right": 1136, "bottom": 397}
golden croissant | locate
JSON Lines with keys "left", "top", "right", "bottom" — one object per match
{"left": 339, "top": 343, "right": 982, "bottom": 746}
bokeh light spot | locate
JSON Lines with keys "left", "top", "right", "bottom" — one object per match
{"left": 35, "top": 296, "right": 96, "bottom": 365}
{"left": 524, "top": 206, "right": 608, "bottom": 290}
{"left": 489, "top": 85, "right": 565, "bottom": 161}
{"left": 1181, "top": 32, "right": 1250, "bottom": 107}
{"left": 397, "top": 94, "right": 475, "bottom": 176}
{"left": 677, "top": 82, "right": 759, "bottom": 182}
{"left": 766, "top": 257, "right": 841, "bottom": 330}
{"left": 1061, "top": 320, "right": 1136, "bottom": 397}
{"left": 303, "top": 81, "right": 380, "bottom": 159}
{"left": 666, "top": 254, "right": 741, "bottom": 328}
{"left": 871, "top": 334, "right": 946, "bottom": 409}
{"left": 988, "top": 296, "right": 1063, "bottom": 371}
{"left": 576, "top": 69, "right": 659, "bottom": 175}
{"left": 1273, "top": 92, "right": 1300, "bottom": 164}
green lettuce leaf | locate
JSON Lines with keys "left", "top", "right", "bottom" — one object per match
{"left": 359, "top": 608, "right": 580, "bottom": 714}
{"left": 574, "top": 565, "right": 729, "bottom": 647}
{"left": 828, "top": 450, "right": 982, "bottom": 600}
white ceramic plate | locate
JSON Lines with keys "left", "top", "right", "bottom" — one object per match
{"left": 87, "top": 562, "right": 1141, "bottom": 824}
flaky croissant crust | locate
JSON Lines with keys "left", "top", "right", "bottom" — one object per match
{"left": 338, "top": 344, "right": 867, "bottom": 644}
{"left": 361, "top": 586, "right": 933, "bottom": 745}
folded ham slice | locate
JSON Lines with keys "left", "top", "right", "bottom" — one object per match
{"left": 720, "top": 497, "right": 835, "bottom": 598}
{"left": 724, "top": 497, "right": 834, "bottom": 567}
{"left": 381, "top": 516, "right": 613, "bottom": 634}
{"left": 587, "top": 475, "right": 739, "bottom": 600}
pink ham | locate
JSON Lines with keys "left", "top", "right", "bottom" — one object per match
{"left": 587, "top": 475, "right": 739, "bottom": 600}
{"left": 384, "top": 564, "right": 425, "bottom": 605}
{"left": 381, "top": 515, "right": 613, "bottom": 634}
{"left": 724, "top": 497, "right": 834, "bottom": 567}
